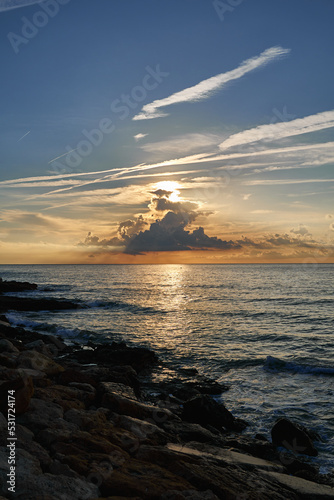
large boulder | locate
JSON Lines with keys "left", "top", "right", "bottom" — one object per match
{"left": 271, "top": 418, "right": 318, "bottom": 457}
{"left": 18, "top": 351, "right": 64, "bottom": 376}
{"left": 182, "top": 395, "right": 247, "bottom": 432}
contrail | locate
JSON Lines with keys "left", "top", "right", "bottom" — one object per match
{"left": 0, "top": 0, "right": 43, "bottom": 13}
{"left": 48, "top": 149, "right": 79, "bottom": 164}
{"left": 17, "top": 131, "right": 31, "bottom": 142}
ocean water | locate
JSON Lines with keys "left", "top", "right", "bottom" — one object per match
{"left": 1, "top": 264, "right": 333, "bottom": 473}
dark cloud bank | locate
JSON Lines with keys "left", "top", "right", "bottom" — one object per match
{"left": 80, "top": 190, "right": 324, "bottom": 255}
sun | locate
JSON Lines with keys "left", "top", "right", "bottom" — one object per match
{"left": 154, "top": 181, "right": 182, "bottom": 202}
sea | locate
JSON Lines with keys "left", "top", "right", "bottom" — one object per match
{"left": 1, "top": 264, "right": 333, "bottom": 473}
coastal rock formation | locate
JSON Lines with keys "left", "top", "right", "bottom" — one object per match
{"left": 271, "top": 418, "right": 319, "bottom": 457}
{"left": 182, "top": 394, "right": 248, "bottom": 432}
{"left": 0, "top": 280, "right": 333, "bottom": 499}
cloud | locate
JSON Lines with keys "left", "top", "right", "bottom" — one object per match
{"left": 244, "top": 178, "right": 334, "bottom": 186}
{"left": 0, "top": 0, "right": 43, "bottom": 12}
{"left": 140, "top": 133, "right": 220, "bottom": 154}
{"left": 290, "top": 225, "right": 311, "bottom": 236}
{"left": 133, "top": 46, "right": 290, "bottom": 120}
{"left": 220, "top": 110, "right": 334, "bottom": 150}
{"left": 80, "top": 215, "right": 147, "bottom": 248}
{"left": 125, "top": 211, "right": 240, "bottom": 253}
{"left": 134, "top": 133, "right": 148, "bottom": 141}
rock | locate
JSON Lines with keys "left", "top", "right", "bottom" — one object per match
{"left": 182, "top": 395, "right": 247, "bottom": 432}
{"left": 33, "top": 385, "right": 90, "bottom": 411}
{"left": 0, "top": 352, "right": 17, "bottom": 368}
{"left": 100, "top": 381, "right": 138, "bottom": 401}
{"left": 0, "top": 414, "right": 6, "bottom": 433}
{"left": 101, "top": 386, "right": 179, "bottom": 424}
{"left": 271, "top": 418, "right": 318, "bottom": 457}
{"left": 0, "top": 279, "right": 37, "bottom": 294}
{"left": 18, "top": 350, "right": 65, "bottom": 376}
{"left": 15, "top": 473, "right": 99, "bottom": 500}
{"left": 0, "top": 295, "right": 79, "bottom": 313}
{"left": 100, "top": 457, "right": 193, "bottom": 498}
{"left": 49, "top": 460, "right": 80, "bottom": 478}
{"left": 17, "top": 398, "right": 65, "bottom": 432}
{"left": 259, "top": 470, "right": 334, "bottom": 499}
{"left": 0, "top": 370, "right": 34, "bottom": 414}
{"left": 161, "top": 490, "right": 219, "bottom": 499}
{"left": 64, "top": 408, "right": 109, "bottom": 431}
{"left": 162, "top": 421, "right": 222, "bottom": 445}
{"left": 116, "top": 414, "right": 168, "bottom": 445}
{"left": 58, "top": 367, "right": 97, "bottom": 387}
{"left": 74, "top": 342, "right": 158, "bottom": 372}
{"left": 0, "top": 338, "right": 19, "bottom": 353}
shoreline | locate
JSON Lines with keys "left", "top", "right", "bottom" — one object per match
{"left": 0, "top": 278, "right": 334, "bottom": 499}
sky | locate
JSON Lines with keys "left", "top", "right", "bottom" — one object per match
{"left": 0, "top": 0, "right": 333, "bottom": 264}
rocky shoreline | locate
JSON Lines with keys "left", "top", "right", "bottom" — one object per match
{"left": 0, "top": 279, "right": 334, "bottom": 499}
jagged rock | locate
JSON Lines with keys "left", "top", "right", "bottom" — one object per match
{"left": 271, "top": 418, "right": 318, "bottom": 457}
{"left": 18, "top": 350, "right": 65, "bottom": 376}
{"left": 182, "top": 394, "right": 247, "bottom": 432}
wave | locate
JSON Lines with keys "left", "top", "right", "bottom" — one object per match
{"left": 6, "top": 314, "right": 96, "bottom": 343}
{"left": 84, "top": 299, "right": 163, "bottom": 315}
{"left": 264, "top": 356, "right": 334, "bottom": 376}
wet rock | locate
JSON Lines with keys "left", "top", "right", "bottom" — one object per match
{"left": 0, "top": 296, "right": 79, "bottom": 313}
{"left": 75, "top": 342, "right": 158, "bottom": 372}
{"left": 0, "top": 279, "right": 37, "bottom": 294}
{"left": 182, "top": 394, "right": 247, "bottom": 432}
{"left": 271, "top": 418, "right": 318, "bottom": 457}
{"left": 18, "top": 350, "right": 65, "bottom": 376}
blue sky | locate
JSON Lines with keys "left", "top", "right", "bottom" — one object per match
{"left": 0, "top": 0, "right": 333, "bottom": 263}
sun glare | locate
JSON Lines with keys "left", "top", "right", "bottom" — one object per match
{"left": 154, "top": 181, "right": 182, "bottom": 202}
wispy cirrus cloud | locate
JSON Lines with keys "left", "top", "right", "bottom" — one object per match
{"left": 0, "top": 0, "right": 42, "bottom": 12}
{"left": 220, "top": 110, "right": 334, "bottom": 150}
{"left": 133, "top": 46, "right": 290, "bottom": 120}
